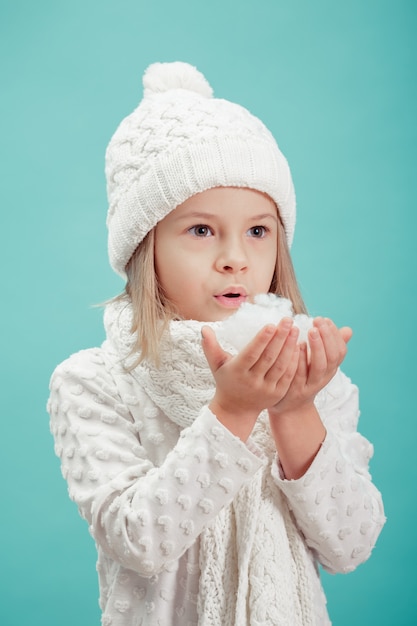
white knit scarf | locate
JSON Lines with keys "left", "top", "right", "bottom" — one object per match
{"left": 104, "top": 300, "right": 318, "bottom": 626}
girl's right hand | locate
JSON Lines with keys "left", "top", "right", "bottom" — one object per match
{"left": 201, "top": 318, "right": 300, "bottom": 441}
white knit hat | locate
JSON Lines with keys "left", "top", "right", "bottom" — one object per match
{"left": 106, "top": 61, "right": 296, "bottom": 277}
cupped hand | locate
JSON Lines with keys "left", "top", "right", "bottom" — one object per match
{"left": 201, "top": 318, "right": 300, "bottom": 439}
{"left": 270, "top": 317, "right": 352, "bottom": 417}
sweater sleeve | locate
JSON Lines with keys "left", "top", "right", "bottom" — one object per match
{"left": 48, "top": 348, "right": 263, "bottom": 577}
{"left": 271, "top": 369, "right": 386, "bottom": 574}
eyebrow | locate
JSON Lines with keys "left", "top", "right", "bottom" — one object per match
{"left": 250, "top": 213, "right": 279, "bottom": 222}
{"left": 174, "top": 211, "right": 279, "bottom": 222}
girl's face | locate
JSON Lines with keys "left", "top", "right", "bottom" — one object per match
{"left": 154, "top": 187, "right": 279, "bottom": 322}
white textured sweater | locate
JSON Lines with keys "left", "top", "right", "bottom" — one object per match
{"left": 48, "top": 303, "right": 385, "bottom": 625}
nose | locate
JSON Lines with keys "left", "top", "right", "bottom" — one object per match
{"left": 215, "top": 237, "right": 248, "bottom": 273}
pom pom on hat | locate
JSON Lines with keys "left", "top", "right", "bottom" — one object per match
{"left": 106, "top": 61, "right": 296, "bottom": 278}
{"left": 143, "top": 62, "right": 213, "bottom": 98}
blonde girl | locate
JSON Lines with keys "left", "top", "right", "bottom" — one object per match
{"left": 48, "top": 62, "right": 385, "bottom": 626}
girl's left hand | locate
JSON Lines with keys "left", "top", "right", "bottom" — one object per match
{"left": 270, "top": 317, "right": 352, "bottom": 417}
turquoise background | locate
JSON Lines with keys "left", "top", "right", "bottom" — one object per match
{"left": 1, "top": 0, "right": 416, "bottom": 624}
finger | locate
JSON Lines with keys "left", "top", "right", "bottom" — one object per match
{"left": 282, "top": 341, "right": 303, "bottom": 390}
{"left": 321, "top": 318, "right": 352, "bottom": 345}
{"left": 262, "top": 325, "right": 299, "bottom": 382}
{"left": 274, "top": 342, "right": 301, "bottom": 397}
{"left": 339, "top": 326, "right": 353, "bottom": 343}
{"left": 250, "top": 318, "right": 295, "bottom": 377}
{"left": 307, "top": 325, "right": 328, "bottom": 384}
{"left": 242, "top": 318, "right": 293, "bottom": 372}
{"left": 201, "top": 326, "right": 231, "bottom": 373}
{"left": 295, "top": 342, "right": 309, "bottom": 382}
{"left": 321, "top": 318, "right": 350, "bottom": 365}
{"left": 314, "top": 318, "right": 342, "bottom": 366}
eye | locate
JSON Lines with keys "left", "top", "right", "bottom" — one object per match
{"left": 247, "top": 225, "right": 268, "bottom": 238}
{"left": 189, "top": 224, "right": 213, "bottom": 237}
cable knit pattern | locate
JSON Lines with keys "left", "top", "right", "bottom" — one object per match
{"left": 48, "top": 301, "right": 385, "bottom": 625}
{"left": 103, "top": 299, "right": 223, "bottom": 429}
{"left": 105, "top": 62, "right": 296, "bottom": 277}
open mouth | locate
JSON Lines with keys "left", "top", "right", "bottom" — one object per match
{"left": 215, "top": 290, "right": 247, "bottom": 308}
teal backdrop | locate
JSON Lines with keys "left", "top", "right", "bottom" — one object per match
{"left": 1, "top": 0, "right": 416, "bottom": 624}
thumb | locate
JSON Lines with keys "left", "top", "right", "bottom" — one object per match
{"left": 339, "top": 326, "right": 353, "bottom": 344}
{"left": 201, "top": 326, "right": 231, "bottom": 373}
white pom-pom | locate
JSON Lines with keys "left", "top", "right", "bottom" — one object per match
{"left": 216, "top": 294, "right": 313, "bottom": 352}
{"left": 143, "top": 62, "right": 213, "bottom": 98}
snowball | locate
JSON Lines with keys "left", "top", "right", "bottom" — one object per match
{"left": 216, "top": 293, "right": 313, "bottom": 352}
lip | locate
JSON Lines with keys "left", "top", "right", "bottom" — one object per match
{"left": 214, "top": 286, "right": 248, "bottom": 309}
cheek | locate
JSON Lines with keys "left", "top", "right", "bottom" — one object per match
{"left": 260, "top": 246, "right": 278, "bottom": 289}
{"left": 156, "top": 248, "right": 198, "bottom": 297}
{"left": 156, "top": 259, "right": 178, "bottom": 293}
{"left": 260, "top": 242, "right": 277, "bottom": 270}
{"left": 155, "top": 237, "right": 179, "bottom": 280}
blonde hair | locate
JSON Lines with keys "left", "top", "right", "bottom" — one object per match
{"left": 114, "top": 212, "right": 307, "bottom": 367}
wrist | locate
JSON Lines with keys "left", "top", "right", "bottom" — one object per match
{"left": 269, "top": 400, "right": 316, "bottom": 422}
{"left": 268, "top": 403, "right": 326, "bottom": 479}
{"left": 209, "top": 397, "right": 259, "bottom": 442}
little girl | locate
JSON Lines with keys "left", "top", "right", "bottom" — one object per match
{"left": 48, "top": 61, "right": 385, "bottom": 626}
